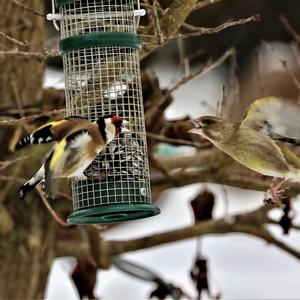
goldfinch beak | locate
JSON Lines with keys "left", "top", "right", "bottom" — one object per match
{"left": 121, "top": 120, "right": 131, "bottom": 133}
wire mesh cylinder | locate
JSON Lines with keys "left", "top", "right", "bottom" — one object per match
{"left": 57, "top": 0, "right": 160, "bottom": 224}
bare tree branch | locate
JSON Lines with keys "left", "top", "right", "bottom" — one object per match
{"left": 142, "top": 15, "right": 259, "bottom": 58}
{"left": 194, "top": 0, "right": 222, "bottom": 10}
{"left": 35, "top": 187, "right": 71, "bottom": 228}
{"left": 0, "top": 32, "right": 28, "bottom": 48}
{"left": 0, "top": 155, "right": 31, "bottom": 170}
{"left": 262, "top": 40, "right": 300, "bottom": 92}
{"left": 237, "top": 225, "right": 300, "bottom": 260}
{"left": 0, "top": 109, "right": 65, "bottom": 126}
{"left": 279, "top": 14, "right": 300, "bottom": 44}
{"left": 178, "top": 15, "right": 260, "bottom": 41}
{"left": 11, "top": 0, "right": 45, "bottom": 17}
{"left": 0, "top": 49, "right": 59, "bottom": 61}
{"left": 98, "top": 205, "right": 300, "bottom": 262}
{"left": 169, "top": 48, "right": 235, "bottom": 93}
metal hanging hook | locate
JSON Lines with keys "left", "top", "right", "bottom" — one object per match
{"left": 47, "top": 0, "right": 60, "bottom": 31}
{"left": 46, "top": 0, "right": 145, "bottom": 31}
{"left": 135, "top": 0, "right": 146, "bottom": 28}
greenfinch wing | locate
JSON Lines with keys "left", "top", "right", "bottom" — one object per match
{"left": 242, "top": 97, "right": 300, "bottom": 145}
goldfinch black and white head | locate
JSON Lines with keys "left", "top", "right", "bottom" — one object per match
{"left": 95, "top": 115, "right": 130, "bottom": 144}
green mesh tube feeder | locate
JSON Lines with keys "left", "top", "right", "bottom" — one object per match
{"left": 55, "top": 0, "right": 160, "bottom": 224}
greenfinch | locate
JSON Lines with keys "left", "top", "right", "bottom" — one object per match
{"left": 189, "top": 97, "right": 300, "bottom": 204}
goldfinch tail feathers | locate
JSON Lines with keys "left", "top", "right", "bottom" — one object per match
{"left": 14, "top": 124, "right": 54, "bottom": 151}
{"left": 19, "top": 164, "right": 45, "bottom": 201}
{"left": 14, "top": 134, "right": 32, "bottom": 151}
{"left": 13, "top": 117, "right": 89, "bottom": 151}
{"left": 19, "top": 181, "right": 37, "bottom": 201}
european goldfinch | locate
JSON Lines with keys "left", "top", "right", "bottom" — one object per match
{"left": 15, "top": 115, "right": 130, "bottom": 200}
{"left": 189, "top": 97, "right": 300, "bottom": 204}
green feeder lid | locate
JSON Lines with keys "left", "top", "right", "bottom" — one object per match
{"left": 60, "top": 32, "right": 141, "bottom": 54}
{"left": 67, "top": 203, "right": 160, "bottom": 224}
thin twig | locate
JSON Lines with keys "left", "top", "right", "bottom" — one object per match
{"left": 262, "top": 40, "right": 300, "bottom": 92}
{"left": 169, "top": 48, "right": 235, "bottom": 93}
{"left": 0, "top": 31, "right": 28, "bottom": 48}
{"left": 0, "top": 49, "right": 59, "bottom": 61}
{"left": 186, "top": 48, "right": 206, "bottom": 63}
{"left": 145, "top": 50, "right": 235, "bottom": 129}
{"left": 141, "top": 15, "right": 259, "bottom": 58}
{"left": 194, "top": 0, "right": 222, "bottom": 10}
{"left": 0, "top": 175, "right": 103, "bottom": 230}
{"left": 0, "top": 175, "right": 70, "bottom": 227}
{"left": 237, "top": 225, "right": 300, "bottom": 260}
{"left": 169, "top": 15, "right": 260, "bottom": 42}
{"left": 0, "top": 155, "right": 31, "bottom": 170}
{"left": 140, "top": 1, "right": 156, "bottom": 32}
{"left": 290, "top": 42, "right": 300, "bottom": 72}
{"left": 0, "top": 109, "right": 65, "bottom": 126}
{"left": 146, "top": 51, "right": 233, "bottom": 126}
{"left": 36, "top": 187, "right": 71, "bottom": 227}
{"left": 153, "top": 0, "right": 164, "bottom": 44}
{"left": 11, "top": 0, "right": 45, "bottom": 17}
{"left": 279, "top": 15, "right": 300, "bottom": 44}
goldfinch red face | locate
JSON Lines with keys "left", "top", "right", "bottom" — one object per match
{"left": 111, "top": 116, "right": 130, "bottom": 135}
{"left": 100, "top": 116, "right": 130, "bottom": 144}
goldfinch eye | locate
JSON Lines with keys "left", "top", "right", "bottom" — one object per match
{"left": 113, "top": 121, "right": 122, "bottom": 128}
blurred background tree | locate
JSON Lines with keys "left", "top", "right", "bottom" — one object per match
{"left": 1, "top": 0, "right": 300, "bottom": 299}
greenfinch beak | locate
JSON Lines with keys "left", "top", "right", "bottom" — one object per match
{"left": 188, "top": 120, "right": 202, "bottom": 134}
{"left": 188, "top": 128, "right": 201, "bottom": 134}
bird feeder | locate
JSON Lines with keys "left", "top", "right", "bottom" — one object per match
{"left": 53, "top": 0, "right": 160, "bottom": 224}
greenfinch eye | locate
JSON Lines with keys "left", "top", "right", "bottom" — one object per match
{"left": 202, "top": 119, "right": 216, "bottom": 126}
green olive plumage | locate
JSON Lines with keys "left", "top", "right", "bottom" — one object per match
{"left": 189, "top": 98, "right": 300, "bottom": 183}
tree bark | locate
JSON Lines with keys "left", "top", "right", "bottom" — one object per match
{"left": 0, "top": 1, "right": 55, "bottom": 299}
{"left": 0, "top": 0, "right": 45, "bottom": 108}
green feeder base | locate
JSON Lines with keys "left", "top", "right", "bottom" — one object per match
{"left": 67, "top": 203, "right": 160, "bottom": 224}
